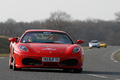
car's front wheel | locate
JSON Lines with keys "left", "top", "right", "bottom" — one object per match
{"left": 105, "top": 45, "right": 107, "bottom": 48}
{"left": 9, "top": 56, "right": 13, "bottom": 69}
{"left": 89, "top": 47, "right": 92, "bottom": 49}
{"left": 63, "top": 69, "right": 71, "bottom": 72}
{"left": 97, "top": 47, "right": 100, "bottom": 48}
{"left": 13, "top": 58, "right": 21, "bottom": 71}
{"left": 73, "top": 68, "right": 83, "bottom": 73}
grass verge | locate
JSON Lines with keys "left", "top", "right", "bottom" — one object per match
{"left": 83, "top": 47, "right": 89, "bottom": 50}
{"left": 0, "top": 54, "right": 9, "bottom": 57}
{"left": 116, "top": 51, "right": 120, "bottom": 61}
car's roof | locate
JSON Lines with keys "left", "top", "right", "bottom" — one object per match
{"left": 25, "top": 29, "right": 66, "bottom": 33}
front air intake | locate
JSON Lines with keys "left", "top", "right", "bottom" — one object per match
{"left": 59, "top": 59, "right": 78, "bottom": 66}
{"left": 22, "top": 58, "right": 42, "bottom": 65}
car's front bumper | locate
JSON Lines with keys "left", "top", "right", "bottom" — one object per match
{"left": 14, "top": 52, "right": 84, "bottom": 69}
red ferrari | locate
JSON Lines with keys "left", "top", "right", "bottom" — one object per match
{"left": 9, "top": 29, "right": 84, "bottom": 72}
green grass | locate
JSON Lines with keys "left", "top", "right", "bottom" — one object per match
{"left": 0, "top": 54, "right": 9, "bottom": 57}
{"left": 116, "top": 51, "right": 120, "bottom": 61}
{"left": 83, "top": 47, "right": 89, "bottom": 50}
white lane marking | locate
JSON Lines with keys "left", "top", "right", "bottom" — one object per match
{"left": 110, "top": 48, "right": 120, "bottom": 63}
{"left": 0, "top": 57, "right": 5, "bottom": 59}
{"left": 88, "top": 74, "right": 108, "bottom": 79}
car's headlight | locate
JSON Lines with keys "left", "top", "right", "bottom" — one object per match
{"left": 72, "top": 47, "right": 80, "bottom": 53}
{"left": 19, "top": 46, "right": 28, "bottom": 52}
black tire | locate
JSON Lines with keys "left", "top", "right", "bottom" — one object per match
{"left": 73, "top": 68, "right": 83, "bottom": 73}
{"left": 105, "top": 45, "right": 107, "bottom": 48}
{"left": 89, "top": 47, "right": 92, "bottom": 49}
{"left": 9, "top": 62, "right": 13, "bottom": 69}
{"left": 63, "top": 69, "right": 71, "bottom": 72}
{"left": 9, "top": 56, "right": 13, "bottom": 69}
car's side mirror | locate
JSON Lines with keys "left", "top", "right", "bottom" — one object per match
{"left": 9, "top": 37, "right": 19, "bottom": 43}
{"left": 75, "top": 40, "right": 84, "bottom": 44}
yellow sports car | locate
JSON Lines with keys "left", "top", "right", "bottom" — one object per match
{"left": 99, "top": 42, "right": 107, "bottom": 48}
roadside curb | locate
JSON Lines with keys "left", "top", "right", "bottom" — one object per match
{"left": 110, "top": 48, "right": 120, "bottom": 63}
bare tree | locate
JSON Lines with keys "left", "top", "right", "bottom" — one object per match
{"left": 114, "top": 12, "right": 120, "bottom": 22}
{"left": 45, "top": 11, "right": 72, "bottom": 30}
{"left": 49, "top": 11, "right": 72, "bottom": 22}
{"left": 5, "top": 18, "right": 16, "bottom": 24}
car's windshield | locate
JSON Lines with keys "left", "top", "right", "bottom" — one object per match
{"left": 91, "top": 40, "right": 98, "bottom": 43}
{"left": 21, "top": 32, "right": 73, "bottom": 44}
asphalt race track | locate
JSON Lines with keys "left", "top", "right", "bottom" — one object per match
{"left": 0, "top": 46, "right": 120, "bottom": 80}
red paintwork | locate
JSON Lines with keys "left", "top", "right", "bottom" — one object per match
{"left": 9, "top": 29, "right": 84, "bottom": 70}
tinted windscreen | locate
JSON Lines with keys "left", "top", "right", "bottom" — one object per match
{"left": 21, "top": 32, "right": 73, "bottom": 44}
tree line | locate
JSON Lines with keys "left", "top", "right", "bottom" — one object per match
{"left": 0, "top": 11, "right": 120, "bottom": 46}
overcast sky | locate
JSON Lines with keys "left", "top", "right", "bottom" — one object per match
{"left": 0, "top": 0, "right": 120, "bottom": 22}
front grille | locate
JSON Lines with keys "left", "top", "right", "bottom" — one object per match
{"left": 22, "top": 58, "right": 42, "bottom": 65}
{"left": 59, "top": 59, "right": 78, "bottom": 66}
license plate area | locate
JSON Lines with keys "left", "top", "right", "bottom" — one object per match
{"left": 42, "top": 57, "right": 60, "bottom": 62}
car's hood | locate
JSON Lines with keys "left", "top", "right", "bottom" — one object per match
{"left": 26, "top": 43, "right": 71, "bottom": 54}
